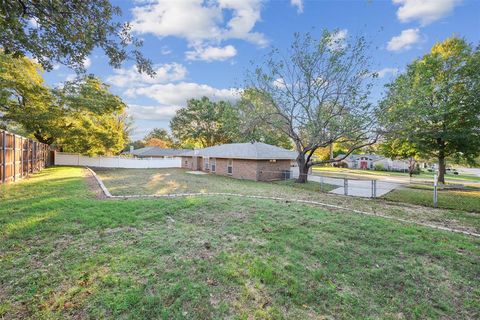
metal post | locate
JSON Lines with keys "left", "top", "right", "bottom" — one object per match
{"left": 320, "top": 176, "right": 324, "bottom": 192}
{"left": 433, "top": 174, "right": 438, "bottom": 208}
{"left": 344, "top": 178, "right": 348, "bottom": 196}
{"left": 373, "top": 180, "right": 377, "bottom": 198}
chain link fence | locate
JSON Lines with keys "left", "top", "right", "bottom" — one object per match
{"left": 279, "top": 168, "right": 479, "bottom": 212}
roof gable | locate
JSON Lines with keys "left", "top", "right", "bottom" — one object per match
{"left": 182, "top": 142, "right": 297, "bottom": 160}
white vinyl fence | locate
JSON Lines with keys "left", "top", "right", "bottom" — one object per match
{"left": 55, "top": 152, "right": 182, "bottom": 169}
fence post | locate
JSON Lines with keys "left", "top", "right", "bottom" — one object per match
{"left": 433, "top": 174, "right": 438, "bottom": 208}
{"left": 344, "top": 178, "right": 348, "bottom": 196}
{"left": 13, "top": 134, "right": 16, "bottom": 182}
{"left": 2, "top": 131, "right": 6, "bottom": 183}
{"left": 26, "top": 139, "right": 29, "bottom": 173}
{"left": 371, "top": 180, "right": 377, "bottom": 198}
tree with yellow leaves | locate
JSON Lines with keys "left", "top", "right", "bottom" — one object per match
{"left": 1, "top": 52, "right": 130, "bottom": 155}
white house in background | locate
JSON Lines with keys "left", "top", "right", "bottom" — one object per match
{"left": 336, "top": 154, "right": 409, "bottom": 171}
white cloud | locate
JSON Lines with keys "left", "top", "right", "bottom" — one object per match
{"left": 272, "top": 77, "right": 286, "bottom": 88}
{"left": 83, "top": 57, "right": 91, "bottom": 69}
{"left": 393, "top": 0, "right": 462, "bottom": 26}
{"left": 291, "top": 0, "right": 304, "bottom": 13}
{"left": 328, "top": 29, "right": 348, "bottom": 51}
{"left": 186, "top": 45, "right": 237, "bottom": 61}
{"left": 27, "top": 18, "right": 40, "bottom": 28}
{"left": 106, "top": 63, "right": 187, "bottom": 87}
{"left": 126, "top": 82, "right": 240, "bottom": 106}
{"left": 387, "top": 28, "right": 422, "bottom": 52}
{"left": 161, "top": 46, "right": 172, "bottom": 55}
{"left": 65, "top": 74, "right": 77, "bottom": 82}
{"left": 127, "top": 104, "right": 180, "bottom": 121}
{"left": 376, "top": 67, "right": 399, "bottom": 78}
{"left": 131, "top": 0, "right": 267, "bottom": 54}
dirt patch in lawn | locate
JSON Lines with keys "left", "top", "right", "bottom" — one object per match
{"left": 84, "top": 169, "right": 107, "bottom": 199}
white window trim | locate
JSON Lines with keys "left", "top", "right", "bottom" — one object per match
{"left": 227, "top": 159, "right": 233, "bottom": 175}
{"left": 204, "top": 157, "right": 209, "bottom": 170}
{"left": 211, "top": 158, "right": 216, "bottom": 172}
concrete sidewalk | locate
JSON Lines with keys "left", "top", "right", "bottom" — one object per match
{"left": 308, "top": 175, "right": 399, "bottom": 197}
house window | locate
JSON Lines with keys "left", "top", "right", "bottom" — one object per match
{"left": 211, "top": 158, "right": 216, "bottom": 172}
{"left": 227, "top": 159, "right": 233, "bottom": 175}
{"left": 204, "top": 157, "right": 209, "bottom": 170}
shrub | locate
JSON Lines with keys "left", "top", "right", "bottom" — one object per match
{"left": 333, "top": 161, "right": 348, "bottom": 168}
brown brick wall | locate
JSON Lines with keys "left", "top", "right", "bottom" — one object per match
{"left": 180, "top": 156, "right": 202, "bottom": 170}
{"left": 256, "top": 160, "right": 292, "bottom": 181}
{"left": 183, "top": 156, "right": 292, "bottom": 181}
{"left": 181, "top": 156, "right": 192, "bottom": 169}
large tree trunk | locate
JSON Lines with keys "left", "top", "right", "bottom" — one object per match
{"left": 408, "top": 157, "right": 415, "bottom": 178}
{"left": 296, "top": 153, "right": 309, "bottom": 183}
{"left": 438, "top": 140, "right": 446, "bottom": 184}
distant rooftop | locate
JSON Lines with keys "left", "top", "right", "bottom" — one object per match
{"left": 336, "top": 154, "right": 385, "bottom": 161}
{"left": 180, "top": 142, "right": 298, "bottom": 160}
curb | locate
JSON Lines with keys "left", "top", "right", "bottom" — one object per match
{"left": 86, "top": 167, "right": 112, "bottom": 197}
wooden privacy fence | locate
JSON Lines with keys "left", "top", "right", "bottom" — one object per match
{"left": 0, "top": 130, "right": 49, "bottom": 184}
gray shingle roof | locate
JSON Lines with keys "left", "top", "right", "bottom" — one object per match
{"left": 180, "top": 142, "right": 298, "bottom": 160}
{"left": 129, "top": 147, "right": 190, "bottom": 157}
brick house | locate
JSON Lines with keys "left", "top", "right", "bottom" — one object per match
{"left": 180, "top": 142, "right": 298, "bottom": 181}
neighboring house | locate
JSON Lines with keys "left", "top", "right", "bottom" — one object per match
{"left": 180, "top": 142, "right": 298, "bottom": 181}
{"left": 125, "top": 146, "right": 189, "bottom": 159}
{"left": 337, "top": 154, "right": 409, "bottom": 171}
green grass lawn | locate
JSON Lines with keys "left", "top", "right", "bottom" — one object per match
{"left": 384, "top": 186, "right": 480, "bottom": 212}
{"left": 313, "top": 166, "right": 480, "bottom": 184}
{"left": 94, "top": 168, "right": 337, "bottom": 197}
{"left": 95, "top": 168, "right": 480, "bottom": 234}
{"left": 1, "top": 167, "right": 479, "bottom": 319}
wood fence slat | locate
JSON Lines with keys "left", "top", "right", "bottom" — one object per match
{"left": 0, "top": 130, "right": 49, "bottom": 184}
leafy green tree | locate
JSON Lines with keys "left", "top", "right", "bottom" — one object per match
{"left": 51, "top": 76, "right": 129, "bottom": 155}
{"left": 246, "top": 30, "right": 378, "bottom": 182}
{"left": 1, "top": 52, "right": 129, "bottom": 155}
{"left": 378, "top": 139, "right": 420, "bottom": 177}
{"left": 379, "top": 37, "right": 480, "bottom": 183}
{"left": 0, "top": 0, "right": 153, "bottom": 74}
{"left": 57, "top": 109, "right": 128, "bottom": 156}
{"left": 144, "top": 128, "right": 173, "bottom": 147}
{"left": 127, "top": 140, "right": 146, "bottom": 151}
{"left": 170, "top": 97, "right": 239, "bottom": 148}
{"left": 0, "top": 51, "right": 61, "bottom": 143}
{"left": 236, "top": 89, "right": 292, "bottom": 149}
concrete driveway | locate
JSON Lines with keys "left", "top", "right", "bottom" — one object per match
{"left": 308, "top": 175, "right": 399, "bottom": 198}
{"left": 459, "top": 168, "right": 480, "bottom": 177}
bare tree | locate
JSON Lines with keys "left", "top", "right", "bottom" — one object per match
{"left": 245, "top": 30, "right": 380, "bottom": 182}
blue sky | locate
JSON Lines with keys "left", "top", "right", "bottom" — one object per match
{"left": 42, "top": 0, "right": 480, "bottom": 140}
